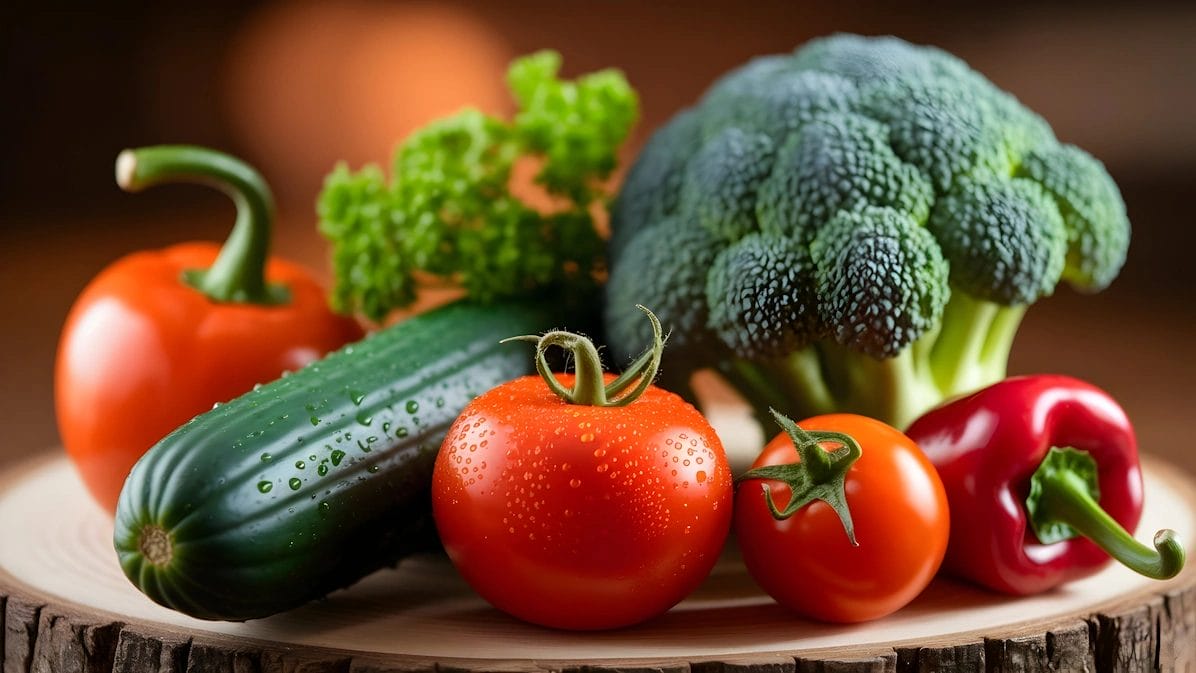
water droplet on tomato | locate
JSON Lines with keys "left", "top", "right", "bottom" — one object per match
{"left": 569, "top": 478, "right": 581, "bottom": 488}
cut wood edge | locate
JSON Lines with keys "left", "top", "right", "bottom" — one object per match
{"left": 1, "top": 453, "right": 1194, "bottom": 672}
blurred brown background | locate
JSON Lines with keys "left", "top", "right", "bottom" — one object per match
{"left": 1, "top": 1, "right": 1193, "bottom": 471}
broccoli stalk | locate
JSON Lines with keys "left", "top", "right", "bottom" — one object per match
{"left": 318, "top": 51, "right": 638, "bottom": 323}
{"left": 605, "top": 34, "right": 1130, "bottom": 431}
{"left": 719, "top": 291, "right": 1027, "bottom": 430}
{"left": 928, "top": 291, "right": 1026, "bottom": 396}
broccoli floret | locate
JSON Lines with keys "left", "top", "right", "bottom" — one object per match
{"left": 701, "top": 68, "right": 860, "bottom": 141}
{"left": 813, "top": 207, "right": 949, "bottom": 359}
{"left": 608, "top": 108, "right": 702, "bottom": 259}
{"left": 606, "top": 34, "right": 1131, "bottom": 430}
{"left": 1016, "top": 144, "right": 1130, "bottom": 290}
{"left": 929, "top": 177, "right": 1067, "bottom": 305}
{"left": 604, "top": 216, "right": 724, "bottom": 365}
{"left": 680, "top": 127, "right": 775, "bottom": 241}
{"left": 756, "top": 113, "right": 934, "bottom": 243}
{"left": 706, "top": 232, "right": 821, "bottom": 360}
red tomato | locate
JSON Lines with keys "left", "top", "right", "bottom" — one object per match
{"left": 432, "top": 373, "right": 734, "bottom": 630}
{"left": 734, "top": 413, "right": 949, "bottom": 623}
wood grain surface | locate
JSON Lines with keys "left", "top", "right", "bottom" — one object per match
{"left": 1, "top": 453, "right": 1193, "bottom": 672}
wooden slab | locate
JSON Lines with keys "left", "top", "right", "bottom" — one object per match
{"left": 0, "top": 453, "right": 1193, "bottom": 672}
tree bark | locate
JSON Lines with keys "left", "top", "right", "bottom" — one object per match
{"left": 0, "top": 581, "right": 1192, "bottom": 672}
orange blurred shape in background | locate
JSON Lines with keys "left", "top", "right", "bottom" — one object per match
{"left": 221, "top": 0, "right": 514, "bottom": 210}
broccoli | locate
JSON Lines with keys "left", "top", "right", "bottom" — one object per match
{"left": 605, "top": 34, "right": 1130, "bottom": 429}
{"left": 318, "top": 51, "right": 638, "bottom": 322}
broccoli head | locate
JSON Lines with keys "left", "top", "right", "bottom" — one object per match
{"left": 605, "top": 34, "right": 1130, "bottom": 429}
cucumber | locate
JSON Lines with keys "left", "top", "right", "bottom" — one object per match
{"left": 114, "top": 299, "right": 552, "bottom": 620}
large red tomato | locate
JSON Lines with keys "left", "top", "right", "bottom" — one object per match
{"left": 432, "top": 372, "right": 734, "bottom": 630}
{"left": 734, "top": 413, "right": 949, "bottom": 623}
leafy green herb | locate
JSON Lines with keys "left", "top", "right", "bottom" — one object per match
{"left": 318, "top": 51, "right": 638, "bottom": 321}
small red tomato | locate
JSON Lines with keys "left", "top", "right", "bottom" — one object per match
{"left": 432, "top": 309, "right": 733, "bottom": 630}
{"left": 734, "top": 413, "right": 949, "bottom": 623}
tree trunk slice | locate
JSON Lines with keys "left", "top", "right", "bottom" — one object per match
{"left": 0, "top": 452, "right": 1193, "bottom": 673}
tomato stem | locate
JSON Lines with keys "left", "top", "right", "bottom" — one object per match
{"left": 503, "top": 305, "right": 663, "bottom": 406}
{"left": 116, "top": 145, "right": 288, "bottom": 305}
{"left": 1026, "top": 447, "right": 1185, "bottom": 579}
{"left": 736, "top": 410, "right": 862, "bottom": 546}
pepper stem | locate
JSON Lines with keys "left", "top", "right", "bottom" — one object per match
{"left": 1027, "top": 447, "right": 1185, "bottom": 580}
{"left": 115, "top": 145, "right": 288, "bottom": 305}
{"left": 502, "top": 305, "right": 664, "bottom": 406}
{"left": 736, "top": 410, "right": 862, "bottom": 546}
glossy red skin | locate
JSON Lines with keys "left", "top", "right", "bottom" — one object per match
{"left": 905, "top": 375, "right": 1142, "bottom": 595}
{"left": 431, "top": 373, "right": 734, "bottom": 630}
{"left": 55, "top": 241, "right": 363, "bottom": 513}
{"left": 735, "top": 414, "right": 949, "bottom": 623}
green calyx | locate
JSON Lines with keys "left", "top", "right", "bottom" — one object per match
{"left": 116, "top": 145, "right": 289, "bottom": 305}
{"left": 504, "top": 305, "right": 663, "bottom": 407}
{"left": 736, "top": 410, "right": 862, "bottom": 546}
{"left": 1027, "top": 447, "right": 1184, "bottom": 580}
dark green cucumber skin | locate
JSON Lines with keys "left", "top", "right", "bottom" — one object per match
{"left": 114, "top": 299, "right": 552, "bottom": 621}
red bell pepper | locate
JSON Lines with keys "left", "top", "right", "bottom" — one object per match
{"left": 56, "top": 146, "right": 363, "bottom": 513}
{"left": 906, "top": 374, "right": 1184, "bottom": 594}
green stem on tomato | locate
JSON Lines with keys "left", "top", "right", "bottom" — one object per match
{"left": 1026, "top": 447, "right": 1185, "bottom": 579}
{"left": 116, "top": 145, "right": 288, "bottom": 305}
{"left": 503, "top": 305, "right": 663, "bottom": 407}
{"left": 736, "top": 410, "right": 863, "bottom": 546}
